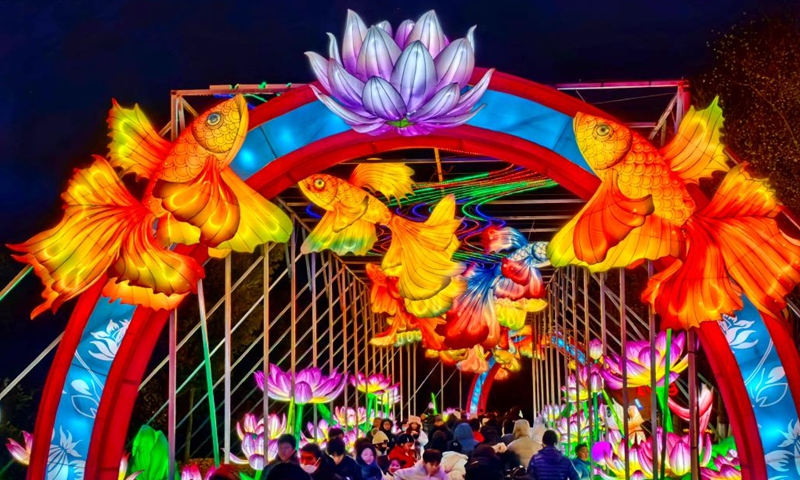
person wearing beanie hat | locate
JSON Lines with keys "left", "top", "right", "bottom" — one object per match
{"left": 372, "top": 430, "right": 390, "bottom": 456}
{"left": 388, "top": 434, "right": 417, "bottom": 468}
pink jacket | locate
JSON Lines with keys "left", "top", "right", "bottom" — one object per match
{"left": 393, "top": 462, "right": 449, "bottom": 480}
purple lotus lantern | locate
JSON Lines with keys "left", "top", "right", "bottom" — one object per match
{"left": 255, "top": 364, "right": 346, "bottom": 404}
{"left": 306, "top": 10, "right": 494, "bottom": 136}
{"left": 230, "top": 413, "right": 286, "bottom": 469}
{"left": 5, "top": 431, "right": 32, "bottom": 466}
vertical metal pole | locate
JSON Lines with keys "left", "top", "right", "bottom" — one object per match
{"left": 400, "top": 341, "right": 405, "bottom": 417}
{"left": 351, "top": 284, "right": 360, "bottom": 417}
{"left": 290, "top": 227, "right": 298, "bottom": 434}
{"left": 599, "top": 272, "right": 608, "bottom": 442}
{"left": 439, "top": 361, "right": 444, "bottom": 413}
{"left": 459, "top": 370, "right": 463, "bottom": 411}
{"left": 583, "top": 269, "right": 593, "bottom": 445}
{"left": 648, "top": 262, "right": 660, "bottom": 480}
{"left": 413, "top": 343, "right": 418, "bottom": 414}
{"left": 340, "top": 273, "right": 349, "bottom": 412}
{"left": 327, "top": 256, "right": 335, "bottom": 372}
{"left": 168, "top": 309, "right": 177, "bottom": 480}
{"left": 263, "top": 244, "right": 271, "bottom": 459}
{"left": 311, "top": 253, "right": 318, "bottom": 367}
{"left": 224, "top": 254, "right": 232, "bottom": 463}
{"left": 197, "top": 281, "right": 220, "bottom": 466}
{"left": 689, "top": 329, "right": 700, "bottom": 479}
{"left": 620, "top": 269, "right": 630, "bottom": 480}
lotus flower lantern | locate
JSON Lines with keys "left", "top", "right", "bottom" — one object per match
{"left": 306, "top": 10, "right": 494, "bottom": 136}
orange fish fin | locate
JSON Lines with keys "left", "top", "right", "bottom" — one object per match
{"left": 107, "top": 100, "right": 170, "bottom": 181}
{"left": 415, "top": 317, "right": 447, "bottom": 351}
{"left": 404, "top": 276, "right": 466, "bottom": 318}
{"left": 572, "top": 171, "right": 655, "bottom": 264}
{"left": 153, "top": 161, "right": 240, "bottom": 247}
{"left": 696, "top": 165, "right": 800, "bottom": 315}
{"left": 349, "top": 163, "right": 415, "bottom": 202}
{"left": 8, "top": 156, "right": 146, "bottom": 318}
{"left": 213, "top": 168, "right": 292, "bottom": 252}
{"left": 370, "top": 321, "right": 400, "bottom": 347}
{"left": 586, "top": 215, "right": 685, "bottom": 272}
{"left": 366, "top": 264, "right": 400, "bottom": 315}
{"left": 384, "top": 194, "right": 464, "bottom": 301}
{"left": 643, "top": 219, "right": 742, "bottom": 329}
{"left": 660, "top": 97, "right": 729, "bottom": 183}
{"left": 301, "top": 211, "right": 377, "bottom": 255}
{"left": 156, "top": 212, "right": 202, "bottom": 246}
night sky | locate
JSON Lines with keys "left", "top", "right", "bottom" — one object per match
{"left": 0, "top": 0, "right": 784, "bottom": 376}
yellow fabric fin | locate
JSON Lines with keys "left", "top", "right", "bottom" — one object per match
{"left": 153, "top": 162, "right": 240, "bottom": 247}
{"left": 349, "top": 163, "right": 415, "bottom": 202}
{"left": 384, "top": 195, "right": 464, "bottom": 301}
{"left": 660, "top": 96, "right": 729, "bottom": 183}
{"left": 107, "top": 100, "right": 170, "bottom": 181}
{"left": 214, "top": 168, "right": 292, "bottom": 252}
{"left": 301, "top": 211, "right": 377, "bottom": 255}
{"left": 405, "top": 276, "right": 466, "bottom": 318}
{"left": 156, "top": 212, "right": 201, "bottom": 247}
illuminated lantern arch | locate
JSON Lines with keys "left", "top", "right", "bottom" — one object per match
{"left": 28, "top": 68, "right": 799, "bottom": 480}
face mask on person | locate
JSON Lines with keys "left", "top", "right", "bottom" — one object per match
{"left": 301, "top": 463, "right": 318, "bottom": 474}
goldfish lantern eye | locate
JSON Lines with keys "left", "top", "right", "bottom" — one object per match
{"left": 207, "top": 112, "right": 222, "bottom": 126}
{"left": 594, "top": 124, "right": 612, "bottom": 138}
{"left": 313, "top": 178, "right": 325, "bottom": 190}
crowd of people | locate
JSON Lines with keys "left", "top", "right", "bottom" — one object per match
{"left": 210, "top": 409, "right": 591, "bottom": 480}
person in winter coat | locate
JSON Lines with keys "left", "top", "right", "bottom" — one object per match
{"left": 570, "top": 444, "right": 591, "bottom": 480}
{"left": 440, "top": 449, "right": 468, "bottom": 480}
{"left": 500, "top": 419, "right": 516, "bottom": 445}
{"left": 464, "top": 445, "right": 504, "bottom": 480}
{"left": 299, "top": 443, "right": 338, "bottom": 480}
{"left": 426, "top": 430, "right": 449, "bottom": 454}
{"left": 393, "top": 449, "right": 448, "bottom": 480}
{"left": 357, "top": 443, "right": 386, "bottom": 480}
{"left": 452, "top": 423, "right": 477, "bottom": 456}
{"left": 328, "top": 437, "right": 363, "bottom": 480}
{"left": 388, "top": 434, "right": 418, "bottom": 469}
{"left": 527, "top": 430, "right": 579, "bottom": 480}
{"left": 508, "top": 419, "right": 543, "bottom": 467}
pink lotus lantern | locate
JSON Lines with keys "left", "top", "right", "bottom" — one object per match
{"left": 563, "top": 364, "right": 604, "bottom": 402}
{"left": 256, "top": 365, "right": 346, "bottom": 404}
{"left": 304, "top": 419, "right": 332, "bottom": 447}
{"left": 588, "top": 339, "right": 603, "bottom": 361}
{"left": 306, "top": 10, "right": 494, "bottom": 136}
{"left": 118, "top": 454, "right": 142, "bottom": 480}
{"left": 230, "top": 413, "right": 286, "bottom": 469}
{"left": 5, "top": 431, "right": 32, "bottom": 466}
{"left": 351, "top": 372, "right": 396, "bottom": 395}
{"left": 334, "top": 406, "right": 368, "bottom": 428}
{"left": 669, "top": 384, "right": 715, "bottom": 433}
{"left": 180, "top": 465, "right": 217, "bottom": 480}
{"left": 602, "top": 331, "right": 688, "bottom": 389}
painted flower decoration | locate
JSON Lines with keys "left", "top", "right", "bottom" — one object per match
{"left": 334, "top": 406, "right": 368, "bottom": 428}
{"left": 306, "top": 10, "right": 494, "bottom": 136}
{"left": 6, "top": 431, "right": 32, "bottom": 466}
{"left": 351, "top": 372, "right": 396, "bottom": 395}
{"left": 602, "top": 331, "right": 688, "bottom": 389}
{"left": 256, "top": 365, "right": 346, "bottom": 404}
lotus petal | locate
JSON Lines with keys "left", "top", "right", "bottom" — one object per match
{"left": 342, "top": 10, "right": 368, "bottom": 72}
{"left": 406, "top": 11, "right": 449, "bottom": 57}
{"left": 311, "top": 86, "right": 381, "bottom": 126}
{"left": 249, "top": 454, "right": 265, "bottom": 471}
{"left": 181, "top": 465, "right": 202, "bottom": 480}
{"left": 306, "top": 52, "right": 335, "bottom": 93}
{"left": 362, "top": 77, "right": 407, "bottom": 121}
{"left": 352, "top": 122, "right": 393, "bottom": 135}
{"left": 422, "top": 104, "right": 485, "bottom": 126}
{"left": 326, "top": 32, "right": 342, "bottom": 65}
{"left": 390, "top": 41, "right": 437, "bottom": 112}
{"left": 328, "top": 61, "right": 366, "bottom": 109}
{"left": 434, "top": 38, "right": 475, "bottom": 89}
{"left": 356, "top": 27, "right": 402, "bottom": 82}
{"left": 448, "top": 69, "right": 495, "bottom": 116}
{"left": 376, "top": 20, "right": 393, "bottom": 37}
{"left": 409, "top": 84, "right": 460, "bottom": 122}
{"left": 466, "top": 25, "right": 477, "bottom": 52}
{"left": 295, "top": 381, "right": 313, "bottom": 404}
{"left": 394, "top": 20, "right": 415, "bottom": 49}
{"left": 398, "top": 124, "right": 434, "bottom": 136}
{"left": 670, "top": 440, "right": 691, "bottom": 476}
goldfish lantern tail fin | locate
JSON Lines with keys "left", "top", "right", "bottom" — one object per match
{"left": 107, "top": 100, "right": 170, "bottom": 180}
{"left": 214, "top": 168, "right": 292, "bottom": 252}
{"left": 384, "top": 194, "right": 464, "bottom": 301}
{"left": 153, "top": 162, "right": 240, "bottom": 248}
{"left": 156, "top": 212, "right": 201, "bottom": 247}
{"left": 301, "top": 209, "right": 377, "bottom": 256}
{"left": 661, "top": 96, "right": 729, "bottom": 183}
{"left": 405, "top": 276, "right": 466, "bottom": 318}
{"left": 690, "top": 164, "right": 800, "bottom": 316}
{"left": 6, "top": 156, "right": 194, "bottom": 318}
{"left": 442, "top": 266, "right": 496, "bottom": 349}
{"left": 642, "top": 218, "right": 742, "bottom": 330}
{"left": 416, "top": 317, "right": 447, "bottom": 351}
{"left": 349, "top": 163, "right": 415, "bottom": 202}
{"left": 370, "top": 321, "right": 400, "bottom": 347}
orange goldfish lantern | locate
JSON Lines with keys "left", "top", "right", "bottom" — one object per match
{"left": 298, "top": 164, "right": 464, "bottom": 305}
{"left": 9, "top": 96, "right": 292, "bottom": 318}
{"left": 549, "top": 97, "right": 800, "bottom": 328}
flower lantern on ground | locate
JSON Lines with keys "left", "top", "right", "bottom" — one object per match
{"left": 306, "top": 10, "right": 494, "bottom": 136}
{"left": 230, "top": 412, "right": 287, "bottom": 469}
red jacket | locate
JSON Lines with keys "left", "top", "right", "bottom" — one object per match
{"left": 388, "top": 445, "right": 417, "bottom": 468}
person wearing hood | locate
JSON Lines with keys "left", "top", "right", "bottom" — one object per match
{"left": 451, "top": 423, "right": 478, "bottom": 456}
{"left": 300, "top": 443, "right": 337, "bottom": 480}
{"left": 500, "top": 419, "right": 516, "bottom": 445}
{"left": 373, "top": 430, "right": 391, "bottom": 457}
{"left": 439, "top": 443, "right": 468, "bottom": 480}
{"left": 356, "top": 443, "right": 385, "bottom": 480}
{"left": 407, "top": 416, "right": 429, "bottom": 450}
{"left": 527, "top": 430, "right": 579, "bottom": 480}
{"left": 464, "top": 445, "right": 504, "bottom": 480}
{"left": 328, "top": 437, "right": 363, "bottom": 480}
{"left": 508, "top": 419, "right": 543, "bottom": 467}
{"left": 393, "top": 449, "right": 448, "bottom": 480}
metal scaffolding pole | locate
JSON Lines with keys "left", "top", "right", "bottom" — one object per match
{"left": 352, "top": 284, "right": 360, "bottom": 418}
{"left": 620, "top": 269, "right": 630, "bottom": 479}
{"left": 168, "top": 309, "right": 177, "bottom": 479}
{"left": 224, "top": 254, "right": 232, "bottom": 463}
{"left": 689, "top": 329, "right": 700, "bottom": 479}
{"left": 290, "top": 227, "right": 298, "bottom": 434}
{"left": 648, "top": 262, "right": 660, "bottom": 480}
{"left": 262, "top": 244, "right": 271, "bottom": 459}
{"left": 340, "top": 269, "right": 349, "bottom": 413}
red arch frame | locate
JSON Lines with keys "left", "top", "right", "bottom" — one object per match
{"left": 29, "top": 69, "right": 769, "bottom": 479}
